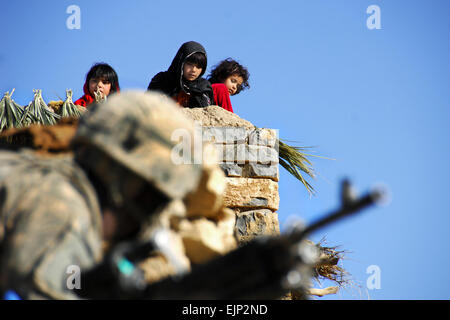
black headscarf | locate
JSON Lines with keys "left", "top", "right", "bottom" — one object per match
{"left": 147, "top": 41, "right": 213, "bottom": 108}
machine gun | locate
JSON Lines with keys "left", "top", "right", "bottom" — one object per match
{"left": 77, "top": 179, "right": 387, "bottom": 300}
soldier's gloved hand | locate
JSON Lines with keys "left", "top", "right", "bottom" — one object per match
{"left": 76, "top": 240, "right": 151, "bottom": 299}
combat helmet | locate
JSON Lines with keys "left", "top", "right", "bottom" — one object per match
{"left": 71, "top": 91, "right": 203, "bottom": 214}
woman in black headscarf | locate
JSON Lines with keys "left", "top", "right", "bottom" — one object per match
{"left": 147, "top": 41, "right": 214, "bottom": 108}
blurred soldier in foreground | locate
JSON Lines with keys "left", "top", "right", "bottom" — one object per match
{"left": 0, "top": 91, "right": 383, "bottom": 300}
{"left": 0, "top": 91, "right": 207, "bottom": 299}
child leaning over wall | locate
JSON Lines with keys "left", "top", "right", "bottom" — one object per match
{"left": 75, "top": 63, "right": 120, "bottom": 108}
{"left": 207, "top": 58, "right": 250, "bottom": 113}
{"left": 147, "top": 41, "right": 214, "bottom": 108}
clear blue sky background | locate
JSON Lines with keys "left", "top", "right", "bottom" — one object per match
{"left": 2, "top": 0, "right": 449, "bottom": 300}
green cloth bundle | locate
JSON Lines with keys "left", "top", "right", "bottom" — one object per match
{"left": 21, "top": 89, "right": 61, "bottom": 126}
{"left": 0, "top": 89, "right": 25, "bottom": 132}
{"left": 60, "top": 89, "right": 84, "bottom": 118}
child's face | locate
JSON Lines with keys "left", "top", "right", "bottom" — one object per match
{"left": 183, "top": 62, "right": 203, "bottom": 81}
{"left": 224, "top": 74, "right": 244, "bottom": 96}
{"left": 88, "top": 77, "right": 111, "bottom": 98}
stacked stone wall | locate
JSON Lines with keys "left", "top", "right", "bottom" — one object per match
{"left": 200, "top": 125, "right": 281, "bottom": 243}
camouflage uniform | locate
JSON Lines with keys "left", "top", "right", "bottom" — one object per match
{"left": 0, "top": 91, "right": 204, "bottom": 299}
{"left": 0, "top": 151, "right": 103, "bottom": 299}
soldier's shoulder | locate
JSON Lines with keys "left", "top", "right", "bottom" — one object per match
{"left": 0, "top": 149, "right": 77, "bottom": 181}
{"left": 0, "top": 150, "right": 96, "bottom": 213}
{"left": 0, "top": 149, "right": 102, "bottom": 235}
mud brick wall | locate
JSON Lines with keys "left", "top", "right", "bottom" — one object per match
{"left": 202, "top": 126, "right": 281, "bottom": 243}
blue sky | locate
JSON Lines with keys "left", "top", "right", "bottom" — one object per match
{"left": 2, "top": 0, "right": 449, "bottom": 300}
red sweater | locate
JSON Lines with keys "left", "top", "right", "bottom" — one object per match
{"left": 212, "top": 83, "right": 233, "bottom": 113}
{"left": 74, "top": 83, "right": 95, "bottom": 107}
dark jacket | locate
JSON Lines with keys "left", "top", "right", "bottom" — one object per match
{"left": 147, "top": 41, "right": 214, "bottom": 108}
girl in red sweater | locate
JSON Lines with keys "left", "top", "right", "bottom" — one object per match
{"left": 207, "top": 58, "right": 250, "bottom": 113}
{"left": 75, "top": 63, "right": 120, "bottom": 107}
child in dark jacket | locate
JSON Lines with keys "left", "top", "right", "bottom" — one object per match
{"left": 75, "top": 63, "right": 120, "bottom": 107}
{"left": 147, "top": 41, "right": 214, "bottom": 108}
{"left": 207, "top": 58, "right": 250, "bottom": 113}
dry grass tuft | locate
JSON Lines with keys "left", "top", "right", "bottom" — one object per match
{"left": 313, "top": 238, "right": 351, "bottom": 287}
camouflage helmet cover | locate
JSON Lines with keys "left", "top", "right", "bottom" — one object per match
{"left": 71, "top": 91, "right": 202, "bottom": 200}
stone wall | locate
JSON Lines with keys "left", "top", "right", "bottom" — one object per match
{"left": 183, "top": 106, "right": 281, "bottom": 244}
